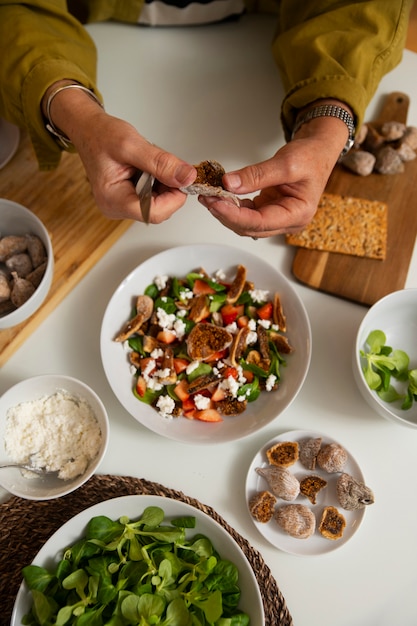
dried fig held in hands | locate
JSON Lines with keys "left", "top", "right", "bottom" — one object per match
{"left": 180, "top": 160, "right": 240, "bottom": 206}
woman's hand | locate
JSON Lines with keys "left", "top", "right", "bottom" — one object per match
{"left": 73, "top": 109, "right": 196, "bottom": 222}
{"left": 43, "top": 82, "right": 196, "bottom": 222}
{"left": 199, "top": 111, "right": 350, "bottom": 238}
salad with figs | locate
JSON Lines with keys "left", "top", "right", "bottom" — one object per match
{"left": 114, "top": 264, "right": 294, "bottom": 423}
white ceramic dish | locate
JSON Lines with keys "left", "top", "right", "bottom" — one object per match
{"left": 246, "top": 430, "right": 368, "bottom": 556}
{"left": 353, "top": 289, "right": 417, "bottom": 428}
{"left": 0, "top": 118, "right": 19, "bottom": 169}
{"left": 0, "top": 198, "right": 54, "bottom": 328}
{"left": 11, "top": 494, "right": 264, "bottom": 625}
{"left": 0, "top": 375, "right": 109, "bottom": 500}
{"left": 100, "top": 243, "right": 311, "bottom": 444}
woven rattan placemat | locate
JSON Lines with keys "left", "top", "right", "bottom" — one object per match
{"left": 1, "top": 474, "right": 293, "bottom": 625}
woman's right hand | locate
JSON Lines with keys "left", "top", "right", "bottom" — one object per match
{"left": 43, "top": 82, "right": 197, "bottom": 222}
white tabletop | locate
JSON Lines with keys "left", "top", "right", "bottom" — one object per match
{"left": 2, "top": 15, "right": 417, "bottom": 626}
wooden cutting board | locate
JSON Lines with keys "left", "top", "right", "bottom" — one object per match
{"left": 291, "top": 92, "right": 417, "bottom": 306}
{"left": 0, "top": 133, "right": 132, "bottom": 366}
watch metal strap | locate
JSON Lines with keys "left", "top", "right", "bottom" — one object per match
{"left": 292, "top": 104, "right": 355, "bottom": 157}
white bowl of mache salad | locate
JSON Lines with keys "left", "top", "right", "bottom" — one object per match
{"left": 0, "top": 374, "right": 109, "bottom": 499}
{"left": 11, "top": 495, "right": 265, "bottom": 626}
{"left": 353, "top": 288, "right": 417, "bottom": 428}
{"left": 100, "top": 244, "right": 312, "bottom": 444}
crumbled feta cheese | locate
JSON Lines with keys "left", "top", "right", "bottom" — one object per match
{"left": 248, "top": 318, "right": 257, "bottom": 331}
{"left": 4, "top": 391, "right": 102, "bottom": 481}
{"left": 145, "top": 377, "right": 164, "bottom": 391}
{"left": 194, "top": 394, "right": 211, "bottom": 410}
{"left": 266, "top": 374, "right": 277, "bottom": 391}
{"left": 154, "top": 275, "right": 169, "bottom": 290}
{"left": 236, "top": 365, "right": 246, "bottom": 384}
{"left": 221, "top": 375, "right": 240, "bottom": 398}
{"left": 151, "top": 348, "right": 164, "bottom": 359}
{"left": 186, "top": 361, "right": 200, "bottom": 375}
{"left": 258, "top": 319, "right": 271, "bottom": 329}
{"left": 156, "top": 394, "right": 175, "bottom": 418}
{"left": 180, "top": 289, "right": 194, "bottom": 300}
{"left": 157, "top": 307, "right": 176, "bottom": 330}
{"left": 155, "top": 368, "right": 171, "bottom": 380}
{"left": 215, "top": 269, "right": 226, "bottom": 281}
{"left": 143, "top": 359, "right": 156, "bottom": 378}
{"left": 246, "top": 331, "right": 258, "bottom": 345}
{"left": 250, "top": 288, "right": 269, "bottom": 303}
{"left": 173, "top": 318, "right": 186, "bottom": 339}
{"left": 225, "top": 322, "right": 237, "bottom": 334}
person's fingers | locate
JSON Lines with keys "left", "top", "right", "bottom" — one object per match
{"left": 124, "top": 141, "right": 196, "bottom": 189}
{"left": 223, "top": 156, "right": 291, "bottom": 195}
{"left": 96, "top": 179, "right": 188, "bottom": 222}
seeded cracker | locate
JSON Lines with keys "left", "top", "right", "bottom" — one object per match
{"left": 285, "top": 193, "right": 388, "bottom": 260}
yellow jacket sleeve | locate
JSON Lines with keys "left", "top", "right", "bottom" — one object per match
{"left": 0, "top": 0, "right": 413, "bottom": 170}
{"left": 0, "top": 0, "right": 103, "bottom": 169}
{"left": 273, "top": 0, "right": 413, "bottom": 140}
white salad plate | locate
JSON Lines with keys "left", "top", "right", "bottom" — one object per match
{"left": 246, "top": 429, "right": 369, "bottom": 556}
{"left": 100, "top": 243, "right": 311, "bottom": 444}
{"left": 0, "top": 118, "right": 19, "bottom": 169}
{"left": 11, "top": 494, "right": 264, "bottom": 625}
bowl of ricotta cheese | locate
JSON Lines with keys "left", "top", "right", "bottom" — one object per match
{"left": 0, "top": 374, "right": 109, "bottom": 500}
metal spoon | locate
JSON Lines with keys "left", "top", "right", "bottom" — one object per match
{"left": 0, "top": 462, "right": 57, "bottom": 476}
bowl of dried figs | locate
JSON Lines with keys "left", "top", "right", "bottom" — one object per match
{"left": 0, "top": 198, "right": 53, "bottom": 328}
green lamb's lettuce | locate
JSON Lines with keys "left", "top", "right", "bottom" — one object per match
{"left": 360, "top": 330, "right": 417, "bottom": 410}
{"left": 22, "top": 506, "right": 250, "bottom": 626}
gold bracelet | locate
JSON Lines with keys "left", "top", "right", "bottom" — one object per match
{"left": 45, "top": 83, "right": 104, "bottom": 148}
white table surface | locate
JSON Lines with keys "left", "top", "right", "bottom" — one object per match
{"left": 2, "top": 15, "right": 417, "bottom": 626}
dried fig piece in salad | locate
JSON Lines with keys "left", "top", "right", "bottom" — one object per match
{"left": 115, "top": 295, "right": 154, "bottom": 342}
{"left": 186, "top": 322, "right": 233, "bottom": 361}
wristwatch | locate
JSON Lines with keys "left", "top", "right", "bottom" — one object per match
{"left": 292, "top": 104, "right": 356, "bottom": 158}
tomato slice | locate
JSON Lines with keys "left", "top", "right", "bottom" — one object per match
{"left": 221, "top": 303, "right": 244, "bottom": 325}
{"left": 193, "top": 279, "right": 217, "bottom": 295}
{"left": 257, "top": 301, "right": 273, "bottom": 320}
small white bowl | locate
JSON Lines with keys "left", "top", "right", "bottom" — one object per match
{"left": 0, "top": 198, "right": 54, "bottom": 328}
{"left": 353, "top": 289, "right": 417, "bottom": 428}
{"left": 0, "top": 375, "right": 109, "bottom": 500}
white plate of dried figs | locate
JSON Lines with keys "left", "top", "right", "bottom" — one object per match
{"left": 245, "top": 429, "right": 374, "bottom": 556}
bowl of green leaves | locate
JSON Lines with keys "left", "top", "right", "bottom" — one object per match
{"left": 11, "top": 495, "right": 264, "bottom": 625}
{"left": 353, "top": 288, "right": 417, "bottom": 428}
